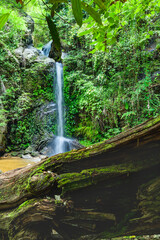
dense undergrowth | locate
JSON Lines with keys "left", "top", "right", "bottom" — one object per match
{"left": 63, "top": 16, "right": 160, "bottom": 145}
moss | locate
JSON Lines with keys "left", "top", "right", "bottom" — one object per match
{"left": 26, "top": 171, "right": 56, "bottom": 194}
{"left": 143, "top": 115, "right": 160, "bottom": 129}
{"left": 56, "top": 167, "right": 128, "bottom": 195}
{"left": 16, "top": 199, "right": 37, "bottom": 211}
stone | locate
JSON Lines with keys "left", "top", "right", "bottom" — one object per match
{"left": 31, "top": 157, "right": 41, "bottom": 162}
{"left": 31, "top": 152, "right": 39, "bottom": 157}
{"left": 0, "top": 104, "right": 7, "bottom": 155}
{"left": 23, "top": 47, "right": 40, "bottom": 61}
{"left": 14, "top": 47, "right": 24, "bottom": 60}
{"left": 24, "top": 145, "right": 34, "bottom": 155}
{"left": 70, "top": 139, "right": 84, "bottom": 150}
{"left": 22, "top": 13, "right": 34, "bottom": 46}
{"left": 39, "top": 155, "right": 47, "bottom": 160}
{"left": 22, "top": 154, "right": 32, "bottom": 159}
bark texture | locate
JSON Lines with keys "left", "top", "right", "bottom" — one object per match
{"left": 0, "top": 116, "right": 160, "bottom": 239}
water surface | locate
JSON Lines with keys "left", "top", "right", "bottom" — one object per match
{"left": 0, "top": 157, "right": 35, "bottom": 173}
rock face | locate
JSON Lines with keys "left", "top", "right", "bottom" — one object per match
{"left": 1, "top": 16, "right": 56, "bottom": 153}
{"left": 22, "top": 13, "right": 34, "bottom": 46}
{"left": 31, "top": 102, "right": 57, "bottom": 151}
{"left": 0, "top": 100, "right": 7, "bottom": 155}
{"left": 0, "top": 124, "right": 6, "bottom": 155}
{"left": 14, "top": 45, "right": 55, "bottom": 67}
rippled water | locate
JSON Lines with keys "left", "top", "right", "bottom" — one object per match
{"left": 0, "top": 157, "right": 35, "bottom": 173}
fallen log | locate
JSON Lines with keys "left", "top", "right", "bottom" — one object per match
{"left": 0, "top": 116, "right": 160, "bottom": 239}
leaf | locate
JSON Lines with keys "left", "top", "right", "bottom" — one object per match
{"left": 71, "top": 0, "right": 83, "bottom": 27}
{"left": 125, "top": 102, "right": 129, "bottom": 110}
{"left": 0, "top": 13, "right": 10, "bottom": 30}
{"left": 49, "top": 0, "right": 67, "bottom": 3}
{"left": 78, "top": 28, "right": 93, "bottom": 36}
{"left": 94, "top": 0, "right": 106, "bottom": 10}
{"left": 46, "top": 16, "right": 61, "bottom": 51}
{"left": 81, "top": 2, "right": 102, "bottom": 25}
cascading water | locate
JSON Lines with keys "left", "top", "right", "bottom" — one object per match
{"left": 54, "top": 62, "right": 68, "bottom": 155}
{"left": 42, "top": 42, "right": 73, "bottom": 156}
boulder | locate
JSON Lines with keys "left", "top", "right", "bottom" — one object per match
{"left": 70, "top": 139, "right": 84, "bottom": 150}
{"left": 14, "top": 45, "right": 55, "bottom": 67}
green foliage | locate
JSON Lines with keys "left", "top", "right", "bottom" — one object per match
{"left": 81, "top": 2, "right": 102, "bottom": 25}
{"left": 0, "top": 109, "right": 7, "bottom": 128}
{"left": 64, "top": 14, "right": 160, "bottom": 144}
{"left": 71, "top": 0, "right": 82, "bottom": 27}
{"left": 0, "top": 13, "right": 10, "bottom": 30}
{"left": 0, "top": 44, "right": 55, "bottom": 151}
{"left": 78, "top": 0, "right": 160, "bottom": 52}
{"left": 0, "top": 1, "right": 27, "bottom": 48}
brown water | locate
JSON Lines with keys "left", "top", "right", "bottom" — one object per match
{"left": 0, "top": 157, "right": 36, "bottom": 173}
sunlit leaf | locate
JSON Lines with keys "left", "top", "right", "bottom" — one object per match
{"left": 94, "top": 0, "right": 106, "bottom": 10}
{"left": 89, "top": 48, "right": 97, "bottom": 54}
{"left": 0, "top": 13, "right": 10, "bottom": 30}
{"left": 46, "top": 16, "right": 61, "bottom": 51}
{"left": 125, "top": 102, "right": 129, "bottom": 110}
{"left": 71, "top": 0, "right": 83, "bottom": 27}
{"left": 49, "top": 0, "right": 67, "bottom": 3}
{"left": 82, "top": 2, "right": 102, "bottom": 25}
{"left": 78, "top": 28, "right": 93, "bottom": 36}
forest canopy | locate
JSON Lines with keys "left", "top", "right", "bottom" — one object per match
{"left": 1, "top": 0, "right": 160, "bottom": 52}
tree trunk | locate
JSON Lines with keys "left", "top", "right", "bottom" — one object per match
{"left": 0, "top": 116, "right": 160, "bottom": 240}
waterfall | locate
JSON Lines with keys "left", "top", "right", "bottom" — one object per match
{"left": 0, "top": 79, "right": 6, "bottom": 94}
{"left": 56, "top": 63, "right": 64, "bottom": 137}
{"left": 42, "top": 42, "right": 73, "bottom": 156}
{"left": 54, "top": 62, "right": 66, "bottom": 155}
{"left": 42, "top": 41, "right": 52, "bottom": 57}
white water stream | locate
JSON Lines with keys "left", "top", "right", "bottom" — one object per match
{"left": 42, "top": 42, "right": 73, "bottom": 156}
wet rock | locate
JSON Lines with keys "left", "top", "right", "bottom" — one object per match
{"left": 70, "top": 139, "right": 84, "bottom": 150}
{"left": 0, "top": 104, "right": 7, "bottom": 155}
{"left": 39, "top": 155, "right": 47, "bottom": 160}
{"left": 14, "top": 45, "right": 55, "bottom": 68}
{"left": 31, "top": 151, "right": 39, "bottom": 157}
{"left": 23, "top": 46, "right": 40, "bottom": 60}
{"left": 30, "top": 102, "right": 56, "bottom": 151}
{"left": 14, "top": 47, "right": 24, "bottom": 60}
{"left": 22, "top": 154, "right": 33, "bottom": 159}
{"left": 22, "top": 13, "right": 34, "bottom": 46}
{"left": 24, "top": 145, "right": 35, "bottom": 155}
{"left": 33, "top": 132, "right": 55, "bottom": 152}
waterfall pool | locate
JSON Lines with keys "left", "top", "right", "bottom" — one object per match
{"left": 0, "top": 157, "right": 35, "bottom": 173}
